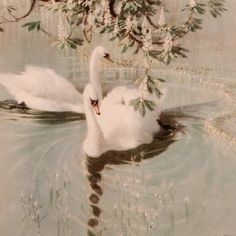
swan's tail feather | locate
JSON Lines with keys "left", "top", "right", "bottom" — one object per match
{"left": 0, "top": 74, "right": 16, "bottom": 94}
{"left": 0, "top": 74, "right": 12, "bottom": 87}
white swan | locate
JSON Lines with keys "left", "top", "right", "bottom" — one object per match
{"left": 0, "top": 46, "right": 112, "bottom": 113}
{"left": 83, "top": 83, "right": 165, "bottom": 157}
{"left": 0, "top": 66, "right": 84, "bottom": 112}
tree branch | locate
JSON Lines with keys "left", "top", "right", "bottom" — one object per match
{"left": 0, "top": 0, "right": 37, "bottom": 24}
{"left": 109, "top": 0, "right": 117, "bottom": 17}
{"left": 146, "top": 15, "right": 159, "bottom": 29}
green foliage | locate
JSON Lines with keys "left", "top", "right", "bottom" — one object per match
{"left": 149, "top": 45, "right": 189, "bottom": 65}
{"left": 52, "top": 37, "right": 82, "bottom": 49}
{"left": 0, "top": 0, "right": 227, "bottom": 115}
{"left": 146, "top": 75, "right": 164, "bottom": 97}
{"left": 183, "top": 2, "right": 206, "bottom": 15}
{"left": 208, "top": 0, "right": 227, "bottom": 17}
{"left": 129, "top": 98, "right": 156, "bottom": 117}
{"left": 129, "top": 74, "right": 165, "bottom": 115}
{"left": 6, "top": 5, "right": 16, "bottom": 13}
{"left": 22, "top": 21, "right": 41, "bottom": 31}
{"left": 3, "top": 0, "right": 224, "bottom": 66}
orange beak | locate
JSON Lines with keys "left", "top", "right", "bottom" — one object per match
{"left": 93, "top": 104, "right": 100, "bottom": 115}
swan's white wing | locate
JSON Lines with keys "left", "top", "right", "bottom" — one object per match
{"left": 104, "top": 86, "right": 141, "bottom": 106}
{"left": 0, "top": 66, "right": 84, "bottom": 112}
{"left": 103, "top": 86, "right": 127, "bottom": 105}
{"left": 19, "top": 66, "right": 82, "bottom": 102}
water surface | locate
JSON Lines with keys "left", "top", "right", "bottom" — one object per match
{"left": 0, "top": 69, "right": 236, "bottom": 236}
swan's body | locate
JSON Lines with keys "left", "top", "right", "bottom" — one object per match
{"left": 83, "top": 83, "right": 165, "bottom": 157}
{"left": 0, "top": 66, "right": 84, "bottom": 113}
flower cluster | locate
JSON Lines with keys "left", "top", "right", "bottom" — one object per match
{"left": 142, "top": 29, "right": 153, "bottom": 53}
{"left": 104, "top": 8, "right": 112, "bottom": 26}
{"left": 57, "top": 14, "right": 69, "bottom": 40}
{"left": 125, "top": 15, "right": 133, "bottom": 32}
{"left": 163, "top": 32, "right": 173, "bottom": 53}
{"left": 138, "top": 76, "right": 149, "bottom": 101}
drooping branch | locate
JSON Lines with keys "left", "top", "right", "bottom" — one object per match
{"left": 0, "top": 0, "right": 227, "bottom": 116}
{"left": 18, "top": 0, "right": 37, "bottom": 21}
{"left": 146, "top": 15, "right": 159, "bottom": 29}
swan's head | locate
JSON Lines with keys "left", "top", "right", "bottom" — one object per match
{"left": 83, "top": 83, "right": 101, "bottom": 115}
{"left": 93, "top": 46, "right": 113, "bottom": 63}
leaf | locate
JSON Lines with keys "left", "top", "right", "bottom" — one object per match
{"left": 153, "top": 87, "right": 162, "bottom": 97}
{"left": 129, "top": 98, "right": 140, "bottom": 111}
{"left": 156, "top": 78, "right": 166, "bottom": 83}
{"left": 139, "top": 102, "right": 146, "bottom": 117}
{"left": 148, "top": 50, "right": 161, "bottom": 59}
{"left": 22, "top": 21, "right": 41, "bottom": 32}
{"left": 208, "top": 0, "right": 227, "bottom": 18}
{"left": 67, "top": 39, "right": 77, "bottom": 49}
{"left": 121, "top": 44, "right": 129, "bottom": 53}
{"left": 109, "top": 35, "right": 117, "bottom": 41}
{"left": 144, "top": 99, "right": 156, "bottom": 111}
{"left": 70, "top": 37, "right": 83, "bottom": 46}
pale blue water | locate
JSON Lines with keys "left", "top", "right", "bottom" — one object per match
{"left": 0, "top": 69, "right": 235, "bottom": 236}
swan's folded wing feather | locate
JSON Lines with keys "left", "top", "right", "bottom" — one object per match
{"left": 0, "top": 66, "right": 82, "bottom": 105}
{"left": 97, "top": 87, "right": 167, "bottom": 151}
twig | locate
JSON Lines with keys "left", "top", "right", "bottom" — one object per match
{"left": 4, "top": 0, "right": 37, "bottom": 23}
{"left": 146, "top": 15, "right": 159, "bottom": 29}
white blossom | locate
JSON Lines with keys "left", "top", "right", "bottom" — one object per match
{"left": 125, "top": 15, "right": 133, "bottom": 32}
{"left": 139, "top": 75, "right": 148, "bottom": 100}
{"left": 113, "top": 18, "right": 119, "bottom": 35}
{"left": 87, "top": 11, "right": 94, "bottom": 26}
{"left": 58, "top": 15, "right": 69, "bottom": 40}
{"left": 189, "top": 0, "right": 197, "bottom": 8}
{"left": 163, "top": 32, "right": 173, "bottom": 52}
{"left": 81, "top": 0, "right": 92, "bottom": 8}
{"left": 184, "top": 197, "right": 190, "bottom": 203}
{"left": 33, "top": 199, "right": 38, "bottom": 208}
{"left": 142, "top": 28, "right": 153, "bottom": 52}
{"left": 158, "top": 7, "right": 166, "bottom": 26}
{"left": 115, "top": 1, "right": 123, "bottom": 14}
{"left": 142, "top": 16, "right": 149, "bottom": 35}
{"left": 94, "top": 3, "right": 101, "bottom": 15}
{"left": 67, "top": 0, "right": 75, "bottom": 10}
{"left": 104, "top": 8, "right": 112, "bottom": 26}
{"left": 101, "top": 0, "right": 108, "bottom": 8}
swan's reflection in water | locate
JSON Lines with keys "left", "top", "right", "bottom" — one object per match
{"left": 0, "top": 99, "right": 219, "bottom": 235}
{"left": 0, "top": 99, "right": 85, "bottom": 124}
{"left": 85, "top": 111, "right": 184, "bottom": 233}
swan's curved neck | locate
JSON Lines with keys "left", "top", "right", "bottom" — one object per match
{"left": 84, "top": 99, "right": 104, "bottom": 157}
{"left": 89, "top": 52, "right": 102, "bottom": 101}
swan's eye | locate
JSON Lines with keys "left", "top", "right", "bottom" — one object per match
{"left": 104, "top": 53, "right": 110, "bottom": 59}
{"left": 90, "top": 99, "right": 98, "bottom": 107}
{"left": 103, "top": 53, "right": 113, "bottom": 63}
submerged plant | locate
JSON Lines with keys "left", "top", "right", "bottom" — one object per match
{"left": 20, "top": 192, "right": 47, "bottom": 235}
